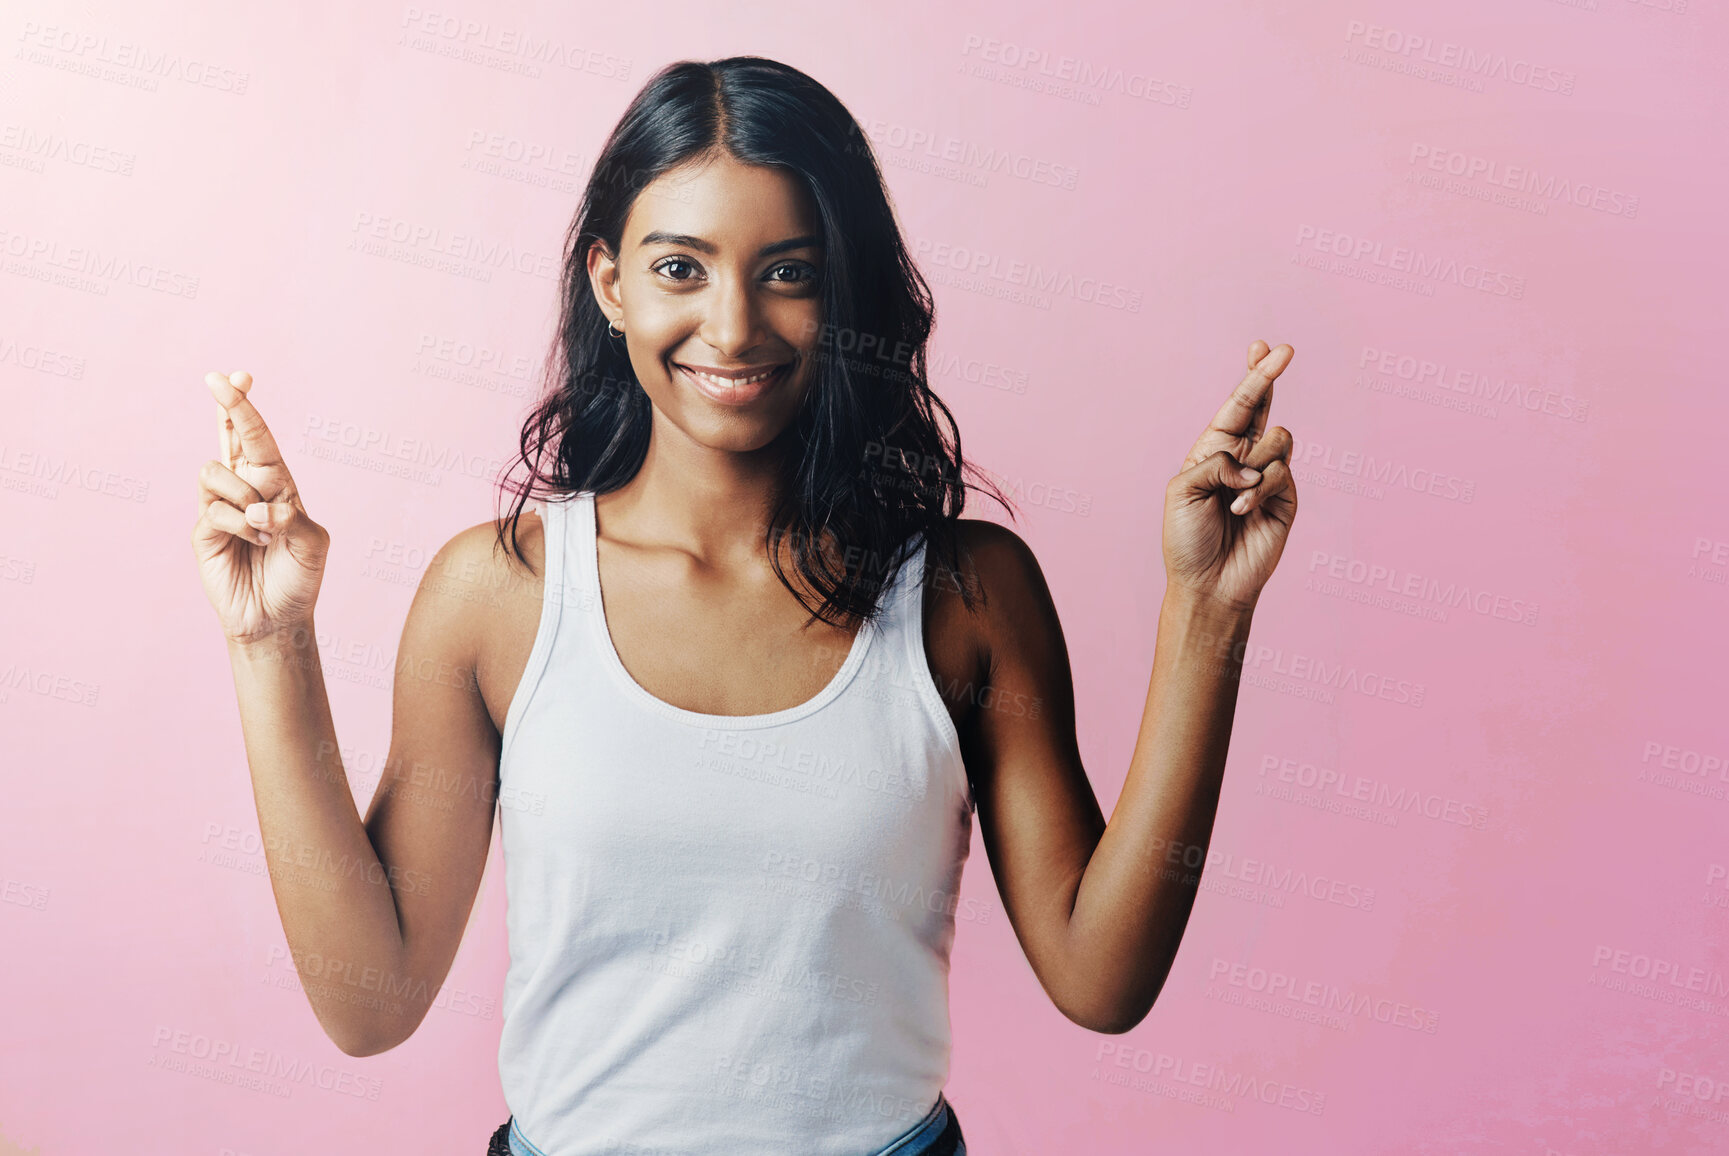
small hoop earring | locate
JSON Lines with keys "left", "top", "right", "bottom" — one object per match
{"left": 607, "top": 318, "right": 625, "bottom": 338}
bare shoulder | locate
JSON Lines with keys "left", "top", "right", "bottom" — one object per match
{"left": 922, "top": 516, "right": 1054, "bottom": 729}
{"left": 411, "top": 508, "right": 548, "bottom": 736}
{"left": 931, "top": 517, "right": 1051, "bottom": 630}
{"left": 436, "top": 507, "right": 546, "bottom": 588}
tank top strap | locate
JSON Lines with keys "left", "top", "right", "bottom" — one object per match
{"left": 885, "top": 531, "right": 928, "bottom": 634}
{"left": 533, "top": 489, "right": 594, "bottom": 625}
{"left": 884, "top": 529, "right": 975, "bottom": 813}
{"left": 535, "top": 491, "right": 568, "bottom": 595}
{"left": 565, "top": 489, "right": 602, "bottom": 618}
{"left": 519, "top": 490, "right": 562, "bottom": 606}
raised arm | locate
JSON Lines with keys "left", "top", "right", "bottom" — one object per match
{"left": 195, "top": 371, "right": 527, "bottom": 1057}
{"left": 959, "top": 341, "right": 1297, "bottom": 1034}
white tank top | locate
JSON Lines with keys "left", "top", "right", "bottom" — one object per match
{"left": 495, "top": 490, "right": 975, "bottom": 1155}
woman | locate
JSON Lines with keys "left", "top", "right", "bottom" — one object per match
{"left": 193, "top": 56, "right": 1296, "bottom": 1156}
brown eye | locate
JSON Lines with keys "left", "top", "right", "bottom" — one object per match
{"left": 766, "top": 261, "right": 817, "bottom": 285}
{"left": 654, "top": 258, "right": 699, "bottom": 281}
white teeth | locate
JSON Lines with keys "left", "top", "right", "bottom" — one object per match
{"left": 684, "top": 365, "right": 779, "bottom": 388}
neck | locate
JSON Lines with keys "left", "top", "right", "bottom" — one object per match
{"left": 595, "top": 411, "right": 803, "bottom": 571}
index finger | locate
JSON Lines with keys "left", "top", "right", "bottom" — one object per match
{"left": 204, "top": 370, "right": 288, "bottom": 473}
{"left": 1204, "top": 342, "right": 1292, "bottom": 444}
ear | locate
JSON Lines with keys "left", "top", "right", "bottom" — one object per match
{"left": 586, "top": 239, "right": 623, "bottom": 323}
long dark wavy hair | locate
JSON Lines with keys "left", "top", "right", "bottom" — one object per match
{"left": 493, "top": 55, "right": 1014, "bottom": 627}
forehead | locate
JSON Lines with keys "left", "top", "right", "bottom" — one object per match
{"left": 624, "top": 153, "right": 820, "bottom": 247}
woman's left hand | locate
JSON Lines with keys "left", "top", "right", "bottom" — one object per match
{"left": 1162, "top": 340, "right": 1298, "bottom": 613}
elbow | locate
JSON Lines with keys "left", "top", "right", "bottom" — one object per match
{"left": 320, "top": 995, "right": 426, "bottom": 1058}
{"left": 1058, "top": 991, "right": 1156, "bottom": 1036}
{"left": 329, "top": 1025, "right": 405, "bottom": 1059}
{"left": 1043, "top": 947, "right": 1170, "bottom": 1033}
{"left": 1067, "top": 1004, "right": 1153, "bottom": 1036}
{"left": 334, "top": 1035, "right": 396, "bottom": 1059}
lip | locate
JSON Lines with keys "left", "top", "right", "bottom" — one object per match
{"left": 674, "top": 360, "right": 791, "bottom": 406}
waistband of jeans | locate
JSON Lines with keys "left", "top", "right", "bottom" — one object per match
{"left": 507, "top": 1094, "right": 950, "bottom": 1156}
{"left": 873, "top": 1093, "right": 950, "bottom": 1155}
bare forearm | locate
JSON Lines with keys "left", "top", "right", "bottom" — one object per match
{"left": 1062, "top": 588, "right": 1252, "bottom": 1031}
{"left": 227, "top": 621, "right": 415, "bottom": 1054}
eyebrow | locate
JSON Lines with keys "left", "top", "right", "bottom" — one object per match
{"left": 637, "top": 230, "right": 822, "bottom": 257}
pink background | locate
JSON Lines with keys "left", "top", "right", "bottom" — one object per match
{"left": 4, "top": 1, "right": 1727, "bottom": 1153}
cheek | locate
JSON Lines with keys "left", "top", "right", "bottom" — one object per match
{"left": 776, "top": 304, "right": 824, "bottom": 366}
{"left": 626, "top": 300, "right": 688, "bottom": 344}
{"left": 621, "top": 313, "right": 689, "bottom": 378}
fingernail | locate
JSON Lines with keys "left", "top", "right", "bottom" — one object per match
{"left": 1241, "top": 467, "right": 1261, "bottom": 481}
{"left": 1232, "top": 495, "right": 1249, "bottom": 514}
{"left": 246, "top": 503, "right": 268, "bottom": 525}
{"left": 257, "top": 532, "right": 272, "bottom": 545}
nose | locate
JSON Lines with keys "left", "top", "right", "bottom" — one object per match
{"left": 696, "top": 271, "right": 768, "bottom": 359}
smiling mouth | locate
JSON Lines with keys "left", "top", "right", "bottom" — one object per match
{"left": 675, "top": 362, "right": 790, "bottom": 388}
{"left": 672, "top": 359, "right": 794, "bottom": 405}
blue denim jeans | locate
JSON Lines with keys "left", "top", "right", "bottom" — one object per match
{"left": 869, "top": 1093, "right": 966, "bottom": 1156}
{"left": 494, "top": 1092, "right": 966, "bottom": 1156}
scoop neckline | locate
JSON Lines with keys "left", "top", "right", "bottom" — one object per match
{"left": 579, "top": 491, "right": 884, "bottom": 730}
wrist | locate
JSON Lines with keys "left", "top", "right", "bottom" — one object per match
{"left": 1163, "top": 583, "right": 1256, "bottom": 628}
{"left": 227, "top": 620, "right": 317, "bottom": 663}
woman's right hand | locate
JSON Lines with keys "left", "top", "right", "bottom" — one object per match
{"left": 193, "top": 371, "right": 332, "bottom": 646}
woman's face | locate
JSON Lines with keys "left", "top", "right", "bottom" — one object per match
{"left": 588, "top": 152, "right": 825, "bottom": 456}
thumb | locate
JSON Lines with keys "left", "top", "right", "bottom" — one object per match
{"left": 1178, "top": 450, "right": 1261, "bottom": 496}
{"left": 244, "top": 501, "right": 290, "bottom": 529}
